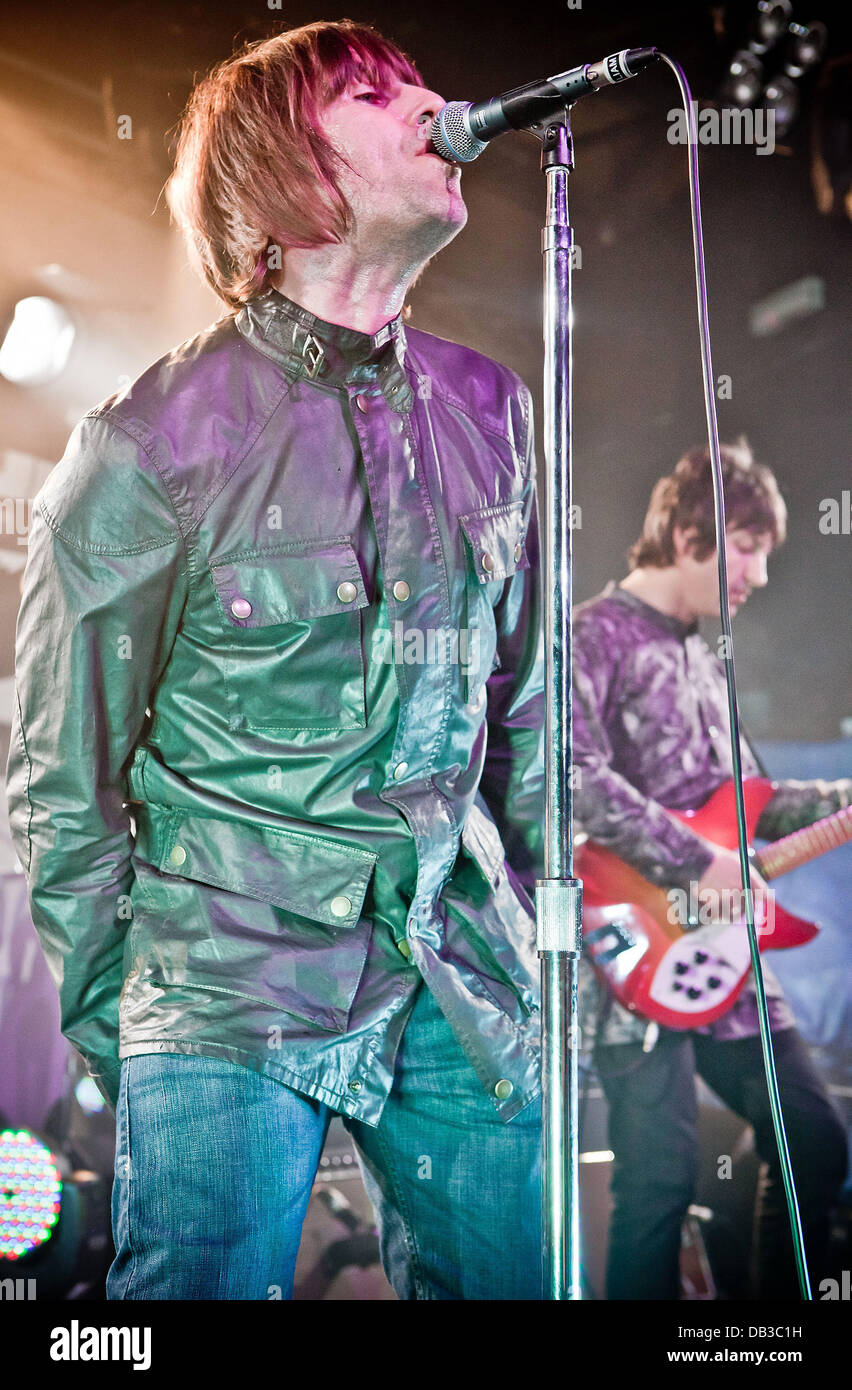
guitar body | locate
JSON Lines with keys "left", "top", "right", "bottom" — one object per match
{"left": 577, "top": 778, "right": 820, "bottom": 1029}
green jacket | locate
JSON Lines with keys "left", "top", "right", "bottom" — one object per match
{"left": 6, "top": 289, "right": 546, "bottom": 1124}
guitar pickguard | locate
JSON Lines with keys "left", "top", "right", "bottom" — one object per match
{"left": 647, "top": 922, "right": 752, "bottom": 1015}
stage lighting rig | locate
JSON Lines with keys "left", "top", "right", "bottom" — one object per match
{"left": 717, "top": 2, "right": 830, "bottom": 143}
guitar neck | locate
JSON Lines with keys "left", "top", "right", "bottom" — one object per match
{"left": 755, "top": 804, "right": 852, "bottom": 880}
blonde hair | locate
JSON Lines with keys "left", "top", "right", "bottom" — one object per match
{"left": 166, "top": 20, "right": 422, "bottom": 308}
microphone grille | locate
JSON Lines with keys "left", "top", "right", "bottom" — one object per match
{"left": 430, "top": 104, "right": 487, "bottom": 163}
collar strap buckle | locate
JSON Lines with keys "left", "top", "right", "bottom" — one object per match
{"left": 301, "top": 332, "right": 325, "bottom": 380}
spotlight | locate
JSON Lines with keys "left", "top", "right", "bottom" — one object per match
{"left": 762, "top": 74, "right": 801, "bottom": 138}
{"left": 722, "top": 50, "right": 765, "bottom": 107}
{"left": 719, "top": 5, "right": 831, "bottom": 144}
{"left": 0, "top": 1128, "right": 62, "bottom": 1261}
{"left": 785, "top": 20, "right": 828, "bottom": 78}
{"left": 0, "top": 1125, "right": 111, "bottom": 1297}
{"left": 0, "top": 296, "right": 75, "bottom": 387}
{"left": 749, "top": 0, "right": 794, "bottom": 55}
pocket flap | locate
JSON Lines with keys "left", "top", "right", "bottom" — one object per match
{"left": 459, "top": 501, "right": 530, "bottom": 584}
{"left": 134, "top": 802, "right": 377, "bottom": 928}
{"left": 209, "top": 537, "right": 369, "bottom": 627}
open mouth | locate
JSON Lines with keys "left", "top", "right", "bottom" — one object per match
{"left": 419, "top": 144, "right": 460, "bottom": 169}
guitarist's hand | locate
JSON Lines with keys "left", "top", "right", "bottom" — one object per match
{"left": 696, "top": 848, "right": 771, "bottom": 923}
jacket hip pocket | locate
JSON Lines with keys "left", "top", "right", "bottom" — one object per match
{"left": 130, "top": 803, "right": 378, "bottom": 1033}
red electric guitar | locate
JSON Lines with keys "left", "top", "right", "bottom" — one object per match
{"left": 576, "top": 777, "right": 852, "bottom": 1029}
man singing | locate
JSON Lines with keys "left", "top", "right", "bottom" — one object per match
{"left": 6, "top": 21, "right": 546, "bottom": 1300}
{"left": 573, "top": 440, "right": 849, "bottom": 1299}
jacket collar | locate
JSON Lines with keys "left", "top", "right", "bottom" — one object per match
{"left": 235, "top": 287, "right": 414, "bottom": 414}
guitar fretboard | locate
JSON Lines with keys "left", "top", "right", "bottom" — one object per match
{"left": 756, "top": 804, "right": 852, "bottom": 880}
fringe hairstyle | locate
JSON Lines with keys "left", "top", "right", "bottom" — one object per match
{"left": 166, "top": 20, "right": 423, "bottom": 309}
{"left": 628, "top": 438, "right": 787, "bottom": 569}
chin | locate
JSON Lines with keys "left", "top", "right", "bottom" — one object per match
{"left": 419, "top": 202, "right": 468, "bottom": 254}
{"left": 446, "top": 201, "right": 468, "bottom": 233}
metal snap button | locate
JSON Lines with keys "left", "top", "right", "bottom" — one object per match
{"left": 348, "top": 1079, "right": 362, "bottom": 1093}
{"left": 392, "top": 580, "right": 411, "bottom": 601}
{"left": 230, "top": 597, "right": 252, "bottom": 619}
{"left": 481, "top": 552, "right": 494, "bottom": 573}
{"left": 168, "top": 845, "right": 187, "bottom": 867}
{"left": 494, "top": 1079, "right": 514, "bottom": 1100}
{"left": 355, "top": 395, "right": 373, "bottom": 413}
{"left": 336, "top": 581, "right": 358, "bottom": 604}
{"left": 513, "top": 541, "right": 523, "bottom": 563}
{"left": 393, "top": 761, "right": 409, "bottom": 780}
{"left": 330, "top": 895, "right": 352, "bottom": 918}
{"left": 397, "top": 939, "right": 412, "bottom": 959}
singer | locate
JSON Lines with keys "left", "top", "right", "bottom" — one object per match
{"left": 6, "top": 20, "right": 547, "bottom": 1300}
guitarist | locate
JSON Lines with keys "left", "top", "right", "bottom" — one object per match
{"left": 573, "top": 438, "right": 850, "bottom": 1300}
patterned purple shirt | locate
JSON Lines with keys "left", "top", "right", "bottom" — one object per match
{"left": 573, "top": 583, "right": 849, "bottom": 1049}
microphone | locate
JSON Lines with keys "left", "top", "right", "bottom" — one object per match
{"left": 429, "top": 47, "right": 659, "bottom": 163}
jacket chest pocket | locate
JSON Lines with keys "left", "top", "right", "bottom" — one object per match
{"left": 458, "top": 501, "right": 530, "bottom": 704}
{"left": 209, "top": 538, "right": 369, "bottom": 733}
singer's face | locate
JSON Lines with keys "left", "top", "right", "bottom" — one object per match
{"left": 318, "top": 76, "right": 467, "bottom": 254}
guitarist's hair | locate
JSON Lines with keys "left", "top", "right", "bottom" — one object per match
{"left": 628, "top": 436, "right": 787, "bottom": 569}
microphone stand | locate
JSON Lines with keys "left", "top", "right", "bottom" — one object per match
{"left": 533, "top": 112, "right": 584, "bottom": 1300}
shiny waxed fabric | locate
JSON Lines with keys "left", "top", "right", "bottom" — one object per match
{"left": 6, "top": 288, "right": 545, "bottom": 1126}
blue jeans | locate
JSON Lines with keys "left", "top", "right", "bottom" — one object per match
{"left": 106, "top": 981, "right": 543, "bottom": 1300}
{"left": 596, "top": 1026, "right": 848, "bottom": 1299}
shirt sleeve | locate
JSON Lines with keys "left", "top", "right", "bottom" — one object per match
{"left": 5, "top": 411, "right": 188, "bottom": 1109}
{"left": 477, "top": 385, "right": 545, "bottom": 896}
{"left": 755, "top": 778, "right": 852, "bottom": 840}
{"left": 571, "top": 611, "right": 716, "bottom": 891}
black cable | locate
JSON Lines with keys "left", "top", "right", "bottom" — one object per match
{"left": 659, "top": 52, "right": 812, "bottom": 1300}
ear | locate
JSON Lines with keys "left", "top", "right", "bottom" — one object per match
{"left": 672, "top": 524, "right": 700, "bottom": 560}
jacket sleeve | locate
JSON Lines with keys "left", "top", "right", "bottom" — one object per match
{"left": 477, "top": 385, "right": 546, "bottom": 896}
{"left": 571, "top": 613, "right": 715, "bottom": 892}
{"left": 5, "top": 410, "right": 188, "bottom": 1109}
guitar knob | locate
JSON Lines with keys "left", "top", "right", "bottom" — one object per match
{"left": 687, "top": 987, "right": 703, "bottom": 1000}
{"left": 674, "top": 962, "right": 690, "bottom": 976}
{"left": 707, "top": 976, "right": 722, "bottom": 989}
{"left": 693, "top": 951, "right": 709, "bottom": 964}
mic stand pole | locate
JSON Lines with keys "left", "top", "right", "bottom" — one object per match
{"left": 533, "top": 112, "right": 583, "bottom": 1300}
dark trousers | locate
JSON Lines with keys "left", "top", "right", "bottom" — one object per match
{"left": 594, "top": 1026, "right": 848, "bottom": 1300}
